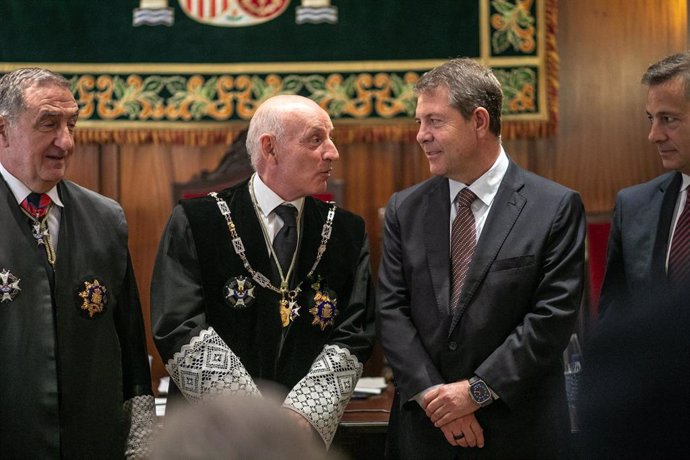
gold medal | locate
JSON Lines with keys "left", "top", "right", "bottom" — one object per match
{"left": 78, "top": 278, "right": 108, "bottom": 318}
{"left": 279, "top": 291, "right": 301, "bottom": 327}
{"left": 210, "top": 181, "right": 336, "bottom": 331}
{"left": 309, "top": 288, "right": 338, "bottom": 331}
{"left": 279, "top": 298, "right": 290, "bottom": 327}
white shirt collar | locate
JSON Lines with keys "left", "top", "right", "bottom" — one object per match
{"left": 448, "top": 147, "right": 509, "bottom": 207}
{"left": 0, "top": 161, "right": 63, "bottom": 207}
{"left": 251, "top": 173, "right": 304, "bottom": 217}
{"left": 680, "top": 173, "right": 690, "bottom": 193}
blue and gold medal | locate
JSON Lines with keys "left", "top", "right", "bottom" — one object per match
{"left": 309, "top": 279, "right": 338, "bottom": 330}
{"left": 224, "top": 276, "right": 256, "bottom": 308}
{"left": 78, "top": 278, "right": 108, "bottom": 318}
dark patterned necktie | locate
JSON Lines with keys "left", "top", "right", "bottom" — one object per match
{"left": 450, "top": 188, "right": 477, "bottom": 313}
{"left": 273, "top": 204, "right": 298, "bottom": 274}
{"left": 668, "top": 193, "right": 690, "bottom": 284}
{"left": 21, "top": 192, "right": 51, "bottom": 219}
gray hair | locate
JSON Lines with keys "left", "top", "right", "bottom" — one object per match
{"left": 415, "top": 58, "right": 503, "bottom": 136}
{"left": 246, "top": 101, "right": 287, "bottom": 171}
{"left": 0, "top": 68, "right": 71, "bottom": 123}
{"left": 641, "top": 51, "right": 690, "bottom": 98}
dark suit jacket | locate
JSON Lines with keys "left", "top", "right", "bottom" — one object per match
{"left": 580, "top": 284, "right": 690, "bottom": 459}
{"left": 377, "top": 160, "right": 586, "bottom": 459}
{"left": 0, "top": 178, "right": 152, "bottom": 459}
{"left": 598, "top": 171, "right": 682, "bottom": 318}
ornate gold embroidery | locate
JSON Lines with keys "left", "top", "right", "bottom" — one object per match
{"left": 491, "top": 0, "right": 536, "bottom": 54}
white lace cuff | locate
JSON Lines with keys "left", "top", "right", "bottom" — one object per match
{"left": 123, "top": 394, "right": 155, "bottom": 460}
{"left": 282, "top": 344, "right": 362, "bottom": 448}
{"left": 165, "top": 327, "right": 261, "bottom": 402}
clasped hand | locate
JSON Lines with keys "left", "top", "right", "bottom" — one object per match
{"left": 422, "top": 380, "right": 484, "bottom": 448}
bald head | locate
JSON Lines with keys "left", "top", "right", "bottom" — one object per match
{"left": 246, "top": 95, "right": 327, "bottom": 171}
{"left": 245, "top": 94, "right": 338, "bottom": 201}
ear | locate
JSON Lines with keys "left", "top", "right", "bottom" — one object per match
{"left": 0, "top": 116, "right": 9, "bottom": 147}
{"left": 472, "top": 107, "right": 491, "bottom": 137}
{"left": 259, "top": 134, "right": 277, "bottom": 163}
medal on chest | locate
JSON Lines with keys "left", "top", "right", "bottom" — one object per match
{"left": 77, "top": 278, "right": 108, "bottom": 318}
{"left": 20, "top": 207, "right": 56, "bottom": 267}
{"left": 308, "top": 278, "right": 338, "bottom": 330}
{"left": 224, "top": 276, "right": 256, "bottom": 308}
{"left": 210, "top": 181, "right": 336, "bottom": 329}
{"left": 0, "top": 269, "right": 21, "bottom": 303}
{"left": 279, "top": 284, "right": 301, "bottom": 328}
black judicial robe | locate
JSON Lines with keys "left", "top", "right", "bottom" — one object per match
{"left": 0, "top": 178, "right": 152, "bottom": 459}
{"left": 152, "top": 179, "right": 375, "bottom": 400}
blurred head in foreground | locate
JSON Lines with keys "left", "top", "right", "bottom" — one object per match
{"left": 150, "top": 392, "right": 345, "bottom": 460}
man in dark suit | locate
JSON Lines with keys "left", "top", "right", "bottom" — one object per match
{"left": 599, "top": 51, "right": 690, "bottom": 318}
{"left": 377, "top": 58, "right": 586, "bottom": 459}
{"left": 0, "top": 68, "right": 154, "bottom": 458}
{"left": 579, "top": 284, "right": 690, "bottom": 458}
{"left": 151, "top": 95, "right": 375, "bottom": 449}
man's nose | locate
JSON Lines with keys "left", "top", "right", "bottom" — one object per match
{"left": 54, "top": 124, "right": 74, "bottom": 151}
{"left": 323, "top": 138, "right": 339, "bottom": 161}
{"left": 648, "top": 120, "right": 666, "bottom": 144}
{"left": 417, "top": 123, "right": 432, "bottom": 145}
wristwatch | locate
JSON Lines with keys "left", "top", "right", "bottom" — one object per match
{"left": 468, "top": 376, "right": 494, "bottom": 407}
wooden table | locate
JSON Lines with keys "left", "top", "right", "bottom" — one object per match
{"left": 332, "top": 384, "right": 393, "bottom": 459}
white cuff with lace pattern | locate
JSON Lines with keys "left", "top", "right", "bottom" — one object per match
{"left": 283, "top": 344, "right": 362, "bottom": 448}
{"left": 165, "top": 327, "right": 261, "bottom": 402}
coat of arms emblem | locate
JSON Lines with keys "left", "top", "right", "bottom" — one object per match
{"left": 179, "top": 0, "right": 291, "bottom": 27}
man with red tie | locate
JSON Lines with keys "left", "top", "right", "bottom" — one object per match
{"left": 0, "top": 68, "right": 154, "bottom": 458}
{"left": 581, "top": 51, "right": 690, "bottom": 459}
{"left": 377, "top": 58, "right": 586, "bottom": 459}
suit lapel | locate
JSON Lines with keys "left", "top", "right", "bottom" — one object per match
{"left": 449, "top": 162, "right": 526, "bottom": 335}
{"left": 651, "top": 172, "right": 682, "bottom": 282}
{"left": 423, "top": 177, "right": 452, "bottom": 315}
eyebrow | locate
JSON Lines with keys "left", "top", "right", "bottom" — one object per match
{"left": 36, "top": 109, "right": 79, "bottom": 122}
{"left": 416, "top": 111, "right": 442, "bottom": 119}
{"left": 646, "top": 109, "right": 682, "bottom": 117}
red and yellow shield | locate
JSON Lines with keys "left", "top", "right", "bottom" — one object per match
{"left": 178, "top": 0, "right": 290, "bottom": 27}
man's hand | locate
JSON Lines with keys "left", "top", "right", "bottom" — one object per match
{"left": 439, "top": 413, "right": 485, "bottom": 448}
{"left": 423, "top": 380, "right": 479, "bottom": 427}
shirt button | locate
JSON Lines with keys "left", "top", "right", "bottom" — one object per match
{"left": 448, "top": 341, "right": 458, "bottom": 351}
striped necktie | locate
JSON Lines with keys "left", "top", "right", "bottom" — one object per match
{"left": 668, "top": 193, "right": 690, "bottom": 285}
{"left": 450, "top": 188, "right": 477, "bottom": 313}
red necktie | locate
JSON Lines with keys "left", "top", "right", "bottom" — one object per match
{"left": 450, "top": 188, "right": 477, "bottom": 313}
{"left": 668, "top": 194, "right": 690, "bottom": 284}
{"left": 21, "top": 192, "right": 52, "bottom": 219}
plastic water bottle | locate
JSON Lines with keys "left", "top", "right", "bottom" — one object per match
{"left": 563, "top": 333, "right": 582, "bottom": 433}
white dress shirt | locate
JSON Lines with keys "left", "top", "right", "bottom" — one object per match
{"left": 0, "top": 161, "right": 63, "bottom": 251}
